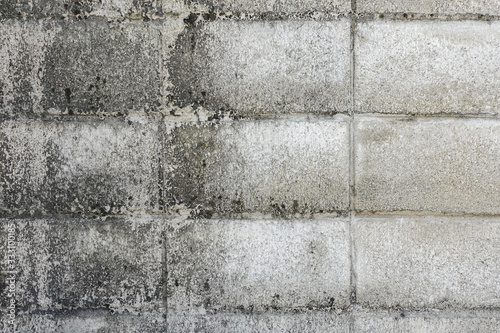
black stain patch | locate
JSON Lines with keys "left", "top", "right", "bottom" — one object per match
{"left": 42, "top": 20, "right": 161, "bottom": 116}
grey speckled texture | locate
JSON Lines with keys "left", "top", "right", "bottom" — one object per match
{"left": 0, "top": 19, "right": 166, "bottom": 117}
{"left": 166, "top": 218, "right": 351, "bottom": 311}
{"left": 355, "top": 21, "right": 500, "bottom": 115}
{"left": 0, "top": 0, "right": 164, "bottom": 19}
{"left": 167, "top": 311, "right": 350, "bottom": 332}
{"left": 355, "top": 312, "right": 500, "bottom": 333}
{"left": 1, "top": 311, "right": 165, "bottom": 332}
{"left": 357, "top": 0, "right": 500, "bottom": 15}
{"left": 355, "top": 118, "right": 500, "bottom": 214}
{"left": 169, "top": 19, "right": 351, "bottom": 115}
{"left": 184, "top": 0, "right": 351, "bottom": 13}
{"left": 0, "top": 119, "right": 160, "bottom": 216}
{"left": 354, "top": 217, "right": 500, "bottom": 309}
{"left": 0, "top": 218, "right": 164, "bottom": 314}
{"left": 165, "top": 117, "right": 350, "bottom": 217}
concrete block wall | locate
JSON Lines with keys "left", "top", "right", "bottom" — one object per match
{"left": 1, "top": 1, "right": 500, "bottom": 332}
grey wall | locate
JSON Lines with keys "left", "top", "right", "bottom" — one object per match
{"left": 1, "top": 0, "right": 500, "bottom": 332}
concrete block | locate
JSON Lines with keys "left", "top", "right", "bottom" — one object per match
{"left": 1, "top": 312, "right": 165, "bottom": 332}
{"left": 166, "top": 218, "right": 351, "bottom": 311}
{"left": 355, "top": 21, "right": 500, "bottom": 115}
{"left": 0, "top": 19, "right": 172, "bottom": 117}
{"left": 167, "top": 311, "right": 350, "bottom": 332}
{"left": 0, "top": 119, "right": 160, "bottom": 216}
{"left": 183, "top": 0, "right": 351, "bottom": 13}
{"left": 357, "top": 0, "right": 500, "bottom": 15}
{"left": 355, "top": 311, "right": 500, "bottom": 333}
{"left": 0, "top": 218, "right": 164, "bottom": 313}
{"left": 168, "top": 19, "right": 351, "bottom": 115}
{"left": 355, "top": 118, "right": 500, "bottom": 214}
{"left": 354, "top": 217, "right": 500, "bottom": 309}
{"left": 165, "top": 117, "right": 350, "bottom": 216}
{"left": 0, "top": 0, "right": 164, "bottom": 19}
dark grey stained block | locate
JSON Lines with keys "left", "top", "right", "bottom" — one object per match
{"left": 0, "top": 19, "right": 163, "bottom": 117}
{"left": 0, "top": 218, "right": 164, "bottom": 313}
{"left": 0, "top": 119, "right": 160, "bottom": 216}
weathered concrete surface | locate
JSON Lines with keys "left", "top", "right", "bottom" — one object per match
{"left": 354, "top": 217, "right": 500, "bottom": 309}
{"left": 0, "top": 119, "right": 160, "bottom": 216}
{"left": 165, "top": 117, "right": 350, "bottom": 217}
{"left": 355, "top": 21, "right": 500, "bottom": 115}
{"left": 0, "top": 0, "right": 164, "bottom": 19}
{"left": 355, "top": 118, "right": 500, "bottom": 214}
{"left": 355, "top": 310, "right": 500, "bottom": 333}
{"left": 0, "top": 311, "right": 164, "bottom": 332}
{"left": 184, "top": 0, "right": 350, "bottom": 13}
{"left": 166, "top": 218, "right": 351, "bottom": 311}
{"left": 169, "top": 19, "right": 351, "bottom": 115}
{"left": 0, "top": 218, "right": 163, "bottom": 313}
{"left": 167, "top": 311, "right": 350, "bottom": 332}
{"left": 0, "top": 19, "right": 172, "bottom": 117}
{"left": 357, "top": 0, "right": 500, "bottom": 15}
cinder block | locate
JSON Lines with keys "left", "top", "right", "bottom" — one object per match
{"left": 182, "top": 0, "right": 351, "bottom": 13}
{"left": 354, "top": 217, "right": 500, "bottom": 309}
{"left": 165, "top": 117, "right": 350, "bottom": 216}
{"left": 166, "top": 218, "right": 351, "bottom": 311}
{"left": 355, "top": 21, "right": 500, "bottom": 115}
{"left": 0, "top": 312, "right": 165, "bottom": 332}
{"left": 357, "top": 0, "right": 500, "bottom": 15}
{"left": 167, "top": 311, "right": 351, "bottom": 332}
{"left": 0, "top": 19, "right": 175, "bottom": 117}
{"left": 168, "top": 19, "right": 351, "bottom": 115}
{"left": 355, "top": 118, "right": 500, "bottom": 214}
{"left": 0, "top": 119, "right": 160, "bottom": 215}
{"left": 0, "top": 218, "right": 164, "bottom": 313}
{"left": 354, "top": 312, "right": 500, "bottom": 333}
{"left": 0, "top": 0, "right": 164, "bottom": 19}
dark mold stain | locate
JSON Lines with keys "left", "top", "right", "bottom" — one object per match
{"left": 42, "top": 20, "right": 160, "bottom": 116}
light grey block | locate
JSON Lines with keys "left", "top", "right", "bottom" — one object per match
{"left": 0, "top": 119, "right": 160, "bottom": 215}
{"left": 166, "top": 218, "right": 351, "bottom": 311}
{"left": 355, "top": 118, "right": 500, "bottom": 214}
{"left": 168, "top": 19, "right": 351, "bottom": 115}
{"left": 354, "top": 217, "right": 500, "bottom": 309}
{"left": 357, "top": 0, "right": 500, "bottom": 15}
{"left": 167, "top": 311, "right": 350, "bottom": 333}
{"left": 355, "top": 21, "right": 500, "bottom": 115}
{"left": 355, "top": 310, "right": 500, "bottom": 333}
{"left": 0, "top": 218, "right": 164, "bottom": 313}
{"left": 165, "top": 117, "right": 350, "bottom": 216}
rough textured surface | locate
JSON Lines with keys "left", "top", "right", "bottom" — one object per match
{"left": 0, "top": 0, "right": 164, "bottom": 19}
{"left": 354, "top": 217, "right": 500, "bottom": 309}
{"left": 184, "top": 0, "right": 351, "bottom": 13}
{"left": 0, "top": 19, "right": 164, "bottom": 117}
{"left": 167, "top": 311, "right": 350, "bottom": 332}
{"left": 0, "top": 218, "right": 164, "bottom": 313}
{"left": 355, "top": 21, "right": 500, "bottom": 115}
{"left": 165, "top": 117, "right": 350, "bottom": 217}
{"left": 355, "top": 311, "right": 500, "bottom": 333}
{"left": 0, "top": 311, "right": 165, "bottom": 332}
{"left": 169, "top": 19, "right": 351, "bottom": 115}
{"left": 357, "top": 0, "right": 500, "bottom": 15}
{"left": 166, "top": 218, "right": 351, "bottom": 311}
{"left": 0, "top": 119, "right": 160, "bottom": 216}
{"left": 355, "top": 118, "right": 500, "bottom": 214}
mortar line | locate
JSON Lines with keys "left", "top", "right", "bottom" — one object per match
{"left": 349, "top": 5, "right": 357, "bottom": 333}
